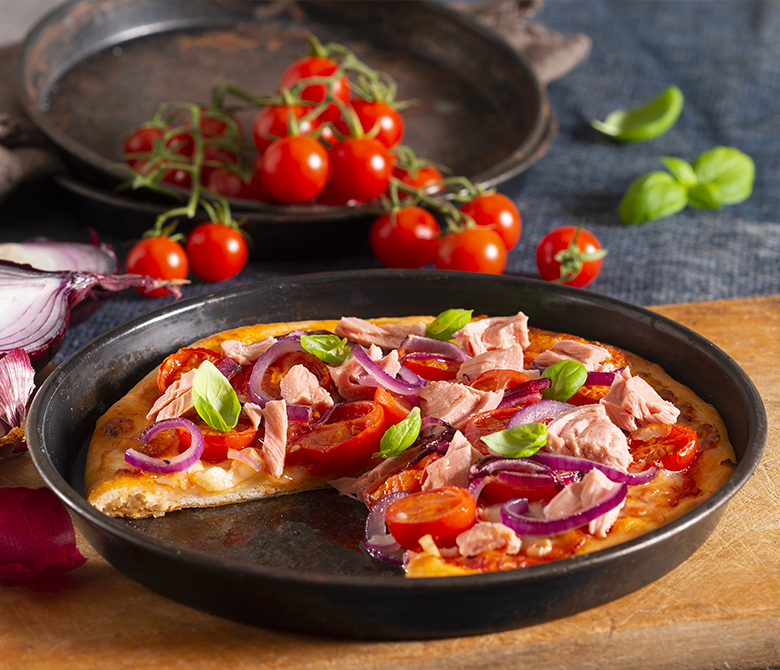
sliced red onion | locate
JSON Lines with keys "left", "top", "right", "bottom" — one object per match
{"left": 228, "top": 447, "right": 265, "bottom": 472}
{"left": 506, "top": 399, "right": 574, "bottom": 428}
{"left": 286, "top": 404, "right": 312, "bottom": 423}
{"left": 0, "top": 261, "right": 184, "bottom": 368}
{"left": 0, "top": 486, "right": 86, "bottom": 580}
{"left": 350, "top": 344, "right": 425, "bottom": 397}
{"left": 399, "top": 334, "right": 471, "bottom": 361}
{"left": 468, "top": 474, "right": 489, "bottom": 502}
{"left": 0, "top": 234, "right": 119, "bottom": 275}
{"left": 500, "top": 482, "right": 628, "bottom": 536}
{"left": 216, "top": 356, "right": 242, "bottom": 380}
{"left": 126, "top": 417, "right": 204, "bottom": 473}
{"left": 470, "top": 455, "right": 552, "bottom": 479}
{"left": 531, "top": 451, "right": 658, "bottom": 485}
{"left": 585, "top": 368, "right": 624, "bottom": 386}
{"left": 401, "top": 352, "right": 459, "bottom": 368}
{"left": 363, "top": 491, "right": 410, "bottom": 565}
{"left": 497, "top": 378, "right": 550, "bottom": 409}
{"left": 246, "top": 338, "right": 306, "bottom": 407}
{"left": 498, "top": 390, "right": 543, "bottom": 410}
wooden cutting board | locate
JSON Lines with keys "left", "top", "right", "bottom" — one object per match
{"left": 1, "top": 295, "right": 778, "bottom": 670}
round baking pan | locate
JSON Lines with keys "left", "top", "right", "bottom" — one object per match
{"left": 26, "top": 270, "right": 766, "bottom": 640}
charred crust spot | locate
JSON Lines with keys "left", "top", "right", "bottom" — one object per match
{"left": 102, "top": 417, "right": 134, "bottom": 438}
{"left": 696, "top": 423, "right": 721, "bottom": 451}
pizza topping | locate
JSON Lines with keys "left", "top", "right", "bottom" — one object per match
{"left": 399, "top": 334, "right": 471, "bottom": 362}
{"left": 147, "top": 368, "right": 197, "bottom": 421}
{"left": 454, "top": 312, "right": 530, "bottom": 357}
{"left": 333, "top": 316, "right": 428, "bottom": 350}
{"left": 247, "top": 337, "right": 308, "bottom": 407}
{"left": 261, "top": 399, "right": 288, "bottom": 479}
{"left": 600, "top": 368, "right": 681, "bottom": 431}
{"left": 456, "top": 521, "right": 522, "bottom": 557}
{"left": 363, "top": 491, "right": 409, "bottom": 565}
{"left": 125, "top": 417, "right": 205, "bottom": 474}
{"left": 220, "top": 337, "right": 277, "bottom": 366}
{"left": 421, "top": 431, "right": 476, "bottom": 490}
{"left": 481, "top": 422, "right": 548, "bottom": 459}
{"left": 348, "top": 344, "right": 425, "bottom": 398}
{"left": 418, "top": 381, "right": 503, "bottom": 430}
{"left": 426, "top": 309, "right": 474, "bottom": 341}
{"left": 456, "top": 344, "right": 525, "bottom": 382}
{"left": 541, "top": 360, "right": 589, "bottom": 402}
{"left": 279, "top": 364, "right": 334, "bottom": 411}
{"left": 532, "top": 339, "right": 615, "bottom": 372}
{"left": 507, "top": 398, "right": 575, "bottom": 425}
{"left": 377, "top": 407, "right": 422, "bottom": 459}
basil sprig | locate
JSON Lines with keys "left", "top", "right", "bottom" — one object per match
{"left": 592, "top": 85, "right": 684, "bottom": 142}
{"left": 377, "top": 407, "right": 422, "bottom": 458}
{"left": 619, "top": 146, "right": 755, "bottom": 224}
{"left": 192, "top": 360, "right": 241, "bottom": 432}
{"left": 541, "top": 360, "right": 587, "bottom": 402}
{"left": 301, "top": 333, "right": 352, "bottom": 365}
{"left": 427, "top": 308, "right": 473, "bottom": 340}
{"left": 481, "top": 422, "right": 547, "bottom": 458}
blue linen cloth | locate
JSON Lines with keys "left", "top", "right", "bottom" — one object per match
{"left": 0, "top": 0, "right": 778, "bottom": 363}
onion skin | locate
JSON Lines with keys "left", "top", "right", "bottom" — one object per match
{"left": 0, "top": 236, "right": 119, "bottom": 275}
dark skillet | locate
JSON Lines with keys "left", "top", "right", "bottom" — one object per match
{"left": 26, "top": 270, "right": 766, "bottom": 639}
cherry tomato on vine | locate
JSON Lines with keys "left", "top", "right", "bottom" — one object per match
{"left": 259, "top": 135, "right": 330, "bottom": 204}
{"left": 459, "top": 193, "right": 522, "bottom": 250}
{"left": 329, "top": 137, "right": 392, "bottom": 202}
{"left": 535, "top": 225, "right": 606, "bottom": 288}
{"left": 125, "top": 235, "right": 188, "bottom": 298}
{"left": 391, "top": 164, "right": 445, "bottom": 197}
{"left": 369, "top": 206, "right": 440, "bottom": 268}
{"left": 279, "top": 56, "right": 349, "bottom": 122}
{"left": 186, "top": 222, "right": 248, "bottom": 282}
{"left": 433, "top": 227, "right": 507, "bottom": 274}
{"left": 252, "top": 104, "right": 320, "bottom": 154}
{"left": 123, "top": 126, "right": 164, "bottom": 172}
{"left": 334, "top": 100, "right": 405, "bottom": 148}
{"left": 628, "top": 424, "right": 698, "bottom": 472}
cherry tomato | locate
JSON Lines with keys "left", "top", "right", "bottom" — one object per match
{"left": 468, "top": 369, "right": 533, "bottom": 392}
{"left": 279, "top": 56, "right": 349, "bottom": 122}
{"left": 157, "top": 347, "right": 226, "bottom": 394}
{"left": 292, "top": 400, "right": 385, "bottom": 473}
{"left": 628, "top": 424, "right": 698, "bottom": 471}
{"left": 433, "top": 228, "right": 507, "bottom": 274}
{"left": 463, "top": 407, "right": 523, "bottom": 455}
{"left": 200, "top": 145, "right": 238, "bottom": 184}
{"left": 329, "top": 137, "right": 392, "bottom": 203}
{"left": 123, "top": 126, "right": 164, "bottom": 171}
{"left": 125, "top": 236, "right": 188, "bottom": 298}
{"left": 369, "top": 206, "right": 440, "bottom": 269}
{"left": 252, "top": 104, "right": 320, "bottom": 154}
{"left": 459, "top": 193, "right": 522, "bottom": 250}
{"left": 186, "top": 222, "right": 248, "bottom": 282}
{"left": 391, "top": 164, "right": 445, "bottom": 197}
{"left": 536, "top": 225, "right": 605, "bottom": 288}
{"left": 373, "top": 387, "right": 412, "bottom": 428}
{"left": 479, "top": 474, "right": 560, "bottom": 505}
{"left": 206, "top": 168, "right": 254, "bottom": 200}
{"left": 334, "top": 100, "right": 405, "bottom": 148}
{"left": 385, "top": 486, "right": 477, "bottom": 551}
{"left": 401, "top": 356, "right": 460, "bottom": 382}
{"left": 196, "top": 413, "right": 258, "bottom": 461}
{"left": 260, "top": 135, "right": 330, "bottom": 204}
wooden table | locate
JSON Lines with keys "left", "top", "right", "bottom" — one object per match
{"left": 2, "top": 295, "right": 779, "bottom": 670}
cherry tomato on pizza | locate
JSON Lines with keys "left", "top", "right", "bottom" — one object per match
{"left": 125, "top": 234, "right": 188, "bottom": 298}
{"left": 329, "top": 137, "right": 392, "bottom": 203}
{"left": 433, "top": 227, "right": 507, "bottom": 274}
{"left": 467, "top": 369, "right": 533, "bottom": 392}
{"left": 479, "top": 473, "right": 560, "bottom": 505}
{"left": 259, "top": 135, "right": 330, "bottom": 204}
{"left": 373, "top": 388, "right": 413, "bottom": 428}
{"left": 385, "top": 486, "right": 477, "bottom": 551}
{"left": 536, "top": 225, "right": 607, "bottom": 287}
{"left": 186, "top": 221, "right": 249, "bottom": 282}
{"left": 401, "top": 355, "right": 460, "bottom": 382}
{"left": 195, "top": 413, "right": 258, "bottom": 461}
{"left": 369, "top": 205, "right": 440, "bottom": 269}
{"left": 459, "top": 193, "right": 522, "bottom": 250}
{"left": 628, "top": 424, "right": 698, "bottom": 471}
{"left": 463, "top": 407, "right": 522, "bottom": 456}
{"left": 157, "top": 347, "right": 227, "bottom": 394}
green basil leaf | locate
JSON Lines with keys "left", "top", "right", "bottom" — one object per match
{"left": 192, "top": 360, "right": 240, "bottom": 432}
{"left": 301, "top": 333, "right": 352, "bottom": 365}
{"left": 377, "top": 407, "right": 422, "bottom": 458}
{"left": 618, "top": 171, "right": 688, "bottom": 224}
{"left": 427, "top": 308, "right": 473, "bottom": 340}
{"left": 591, "top": 85, "right": 684, "bottom": 142}
{"left": 691, "top": 146, "right": 755, "bottom": 205}
{"left": 659, "top": 156, "right": 697, "bottom": 187}
{"left": 541, "top": 360, "right": 588, "bottom": 402}
{"left": 687, "top": 181, "right": 724, "bottom": 209}
{"left": 481, "top": 423, "right": 547, "bottom": 458}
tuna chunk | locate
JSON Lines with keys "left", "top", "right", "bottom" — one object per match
{"left": 243, "top": 401, "right": 264, "bottom": 429}
{"left": 279, "top": 364, "right": 334, "bottom": 411}
{"left": 600, "top": 368, "right": 681, "bottom": 432}
{"left": 422, "top": 430, "right": 478, "bottom": 490}
{"left": 456, "top": 521, "right": 522, "bottom": 556}
{"left": 330, "top": 344, "right": 401, "bottom": 401}
{"left": 543, "top": 468, "right": 625, "bottom": 538}
{"left": 533, "top": 339, "right": 614, "bottom": 372}
{"left": 454, "top": 312, "right": 530, "bottom": 357}
{"left": 262, "top": 399, "right": 288, "bottom": 479}
{"left": 220, "top": 337, "right": 277, "bottom": 366}
{"left": 418, "top": 381, "right": 503, "bottom": 429}
{"left": 147, "top": 369, "right": 196, "bottom": 421}
{"left": 456, "top": 344, "right": 526, "bottom": 382}
{"left": 334, "top": 317, "right": 428, "bottom": 350}
{"left": 545, "top": 404, "right": 631, "bottom": 472}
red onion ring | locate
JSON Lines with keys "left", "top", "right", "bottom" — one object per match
{"left": 286, "top": 404, "right": 312, "bottom": 423}
{"left": 585, "top": 368, "right": 624, "bottom": 386}
{"left": 531, "top": 451, "right": 659, "bottom": 485}
{"left": 506, "top": 399, "right": 574, "bottom": 427}
{"left": 350, "top": 344, "right": 425, "bottom": 397}
{"left": 363, "top": 491, "right": 410, "bottom": 565}
{"left": 500, "top": 482, "right": 628, "bottom": 536}
{"left": 399, "top": 334, "right": 471, "bottom": 361}
{"left": 125, "top": 417, "right": 205, "bottom": 474}
{"left": 246, "top": 338, "right": 306, "bottom": 407}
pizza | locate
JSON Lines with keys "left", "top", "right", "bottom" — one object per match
{"left": 84, "top": 310, "right": 736, "bottom": 577}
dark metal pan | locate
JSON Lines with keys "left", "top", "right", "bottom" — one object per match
{"left": 26, "top": 270, "right": 766, "bottom": 639}
{"left": 14, "top": 0, "right": 554, "bottom": 239}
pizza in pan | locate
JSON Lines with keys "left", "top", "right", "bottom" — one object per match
{"left": 84, "top": 310, "right": 736, "bottom": 577}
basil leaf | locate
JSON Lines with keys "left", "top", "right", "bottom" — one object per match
{"left": 541, "top": 360, "right": 588, "bottom": 402}
{"left": 660, "top": 156, "right": 697, "bottom": 187}
{"left": 301, "top": 333, "right": 352, "bottom": 365}
{"left": 691, "top": 146, "right": 755, "bottom": 205}
{"left": 481, "top": 423, "right": 547, "bottom": 458}
{"left": 192, "top": 360, "right": 240, "bottom": 432}
{"left": 591, "top": 85, "right": 684, "bottom": 142}
{"left": 377, "top": 407, "right": 422, "bottom": 458}
{"left": 427, "top": 308, "right": 473, "bottom": 340}
{"left": 618, "top": 171, "right": 688, "bottom": 224}
{"left": 687, "top": 181, "right": 724, "bottom": 209}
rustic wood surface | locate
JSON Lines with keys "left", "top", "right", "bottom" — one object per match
{"left": 1, "top": 295, "right": 778, "bottom": 670}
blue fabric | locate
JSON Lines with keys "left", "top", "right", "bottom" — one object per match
{"left": 1, "top": 0, "right": 778, "bottom": 363}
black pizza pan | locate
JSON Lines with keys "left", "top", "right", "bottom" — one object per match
{"left": 14, "top": 0, "right": 554, "bottom": 243}
{"left": 26, "top": 270, "right": 766, "bottom": 640}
